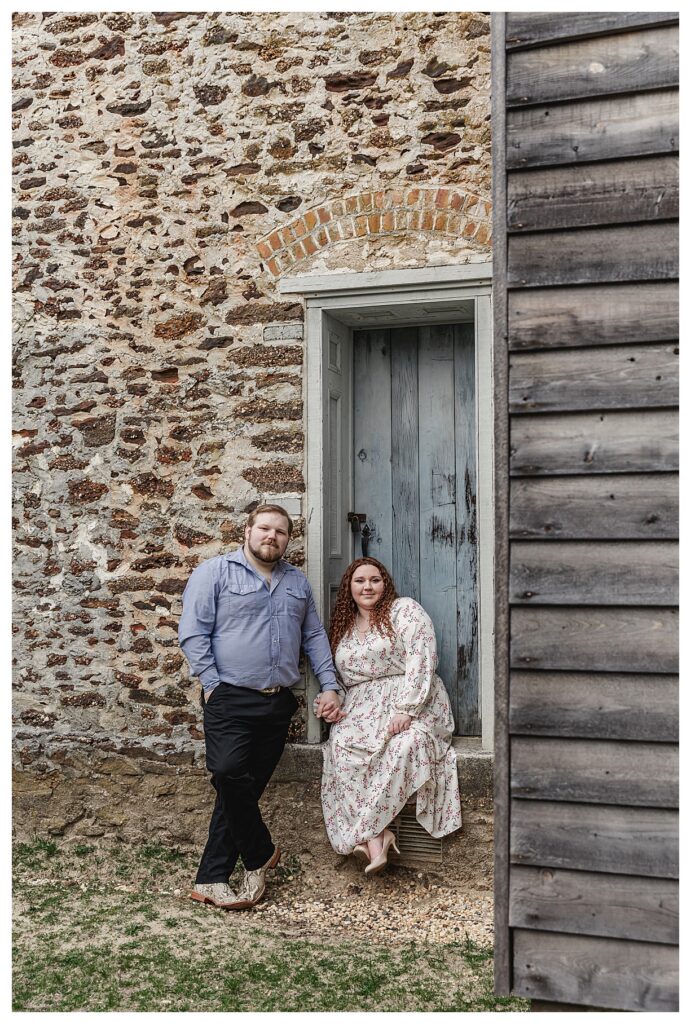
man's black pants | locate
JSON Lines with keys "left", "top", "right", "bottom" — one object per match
{"left": 195, "top": 683, "right": 297, "bottom": 883}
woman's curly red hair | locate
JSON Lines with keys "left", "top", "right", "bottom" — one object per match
{"left": 328, "top": 557, "right": 399, "bottom": 656}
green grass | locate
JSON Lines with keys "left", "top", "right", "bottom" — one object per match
{"left": 12, "top": 837, "right": 529, "bottom": 1012}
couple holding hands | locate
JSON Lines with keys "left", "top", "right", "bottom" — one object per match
{"left": 179, "top": 504, "right": 461, "bottom": 910}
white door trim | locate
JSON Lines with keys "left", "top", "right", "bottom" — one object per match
{"left": 287, "top": 261, "right": 495, "bottom": 750}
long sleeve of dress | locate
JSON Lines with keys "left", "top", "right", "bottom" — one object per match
{"left": 392, "top": 598, "right": 438, "bottom": 716}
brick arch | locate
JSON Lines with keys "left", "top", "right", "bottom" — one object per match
{"left": 256, "top": 188, "right": 492, "bottom": 277}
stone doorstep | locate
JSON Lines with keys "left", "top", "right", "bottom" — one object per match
{"left": 275, "top": 737, "right": 494, "bottom": 800}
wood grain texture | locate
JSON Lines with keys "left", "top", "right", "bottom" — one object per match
{"left": 391, "top": 327, "right": 420, "bottom": 603}
{"left": 507, "top": 89, "right": 678, "bottom": 170}
{"left": 454, "top": 324, "right": 479, "bottom": 734}
{"left": 509, "top": 670, "right": 678, "bottom": 741}
{"left": 418, "top": 325, "right": 458, "bottom": 715}
{"left": 507, "top": 156, "right": 678, "bottom": 232}
{"left": 512, "top": 929, "right": 678, "bottom": 1011}
{"left": 507, "top": 26, "right": 678, "bottom": 107}
{"left": 490, "top": 11, "right": 511, "bottom": 996}
{"left": 511, "top": 800, "right": 678, "bottom": 877}
{"left": 510, "top": 540, "right": 678, "bottom": 606}
{"left": 353, "top": 329, "right": 392, "bottom": 567}
{"left": 509, "top": 343, "right": 678, "bottom": 414}
{"left": 506, "top": 12, "right": 678, "bottom": 50}
{"left": 510, "top": 409, "right": 679, "bottom": 476}
{"left": 510, "top": 866, "right": 678, "bottom": 943}
{"left": 507, "top": 282, "right": 678, "bottom": 351}
{"left": 510, "top": 474, "right": 678, "bottom": 540}
{"left": 511, "top": 736, "right": 678, "bottom": 806}
{"left": 511, "top": 606, "right": 678, "bottom": 674}
{"left": 508, "top": 223, "right": 678, "bottom": 289}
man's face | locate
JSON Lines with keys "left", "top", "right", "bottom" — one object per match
{"left": 245, "top": 512, "right": 291, "bottom": 564}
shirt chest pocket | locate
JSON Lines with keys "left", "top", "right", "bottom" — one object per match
{"left": 220, "top": 581, "right": 264, "bottom": 617}
{"left": 279, "top": 585, "right": 308, "bottom": 621}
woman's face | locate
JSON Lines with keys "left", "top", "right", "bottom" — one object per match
{"left": 350, "top": 564, "right": 386, "bottom": 614}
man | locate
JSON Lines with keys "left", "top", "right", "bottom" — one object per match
{"left": 179, "top": 503, "right": 344, "bottom": 910}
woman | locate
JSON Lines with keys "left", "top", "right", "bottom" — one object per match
{"left": 316, "top": 557, "right": 462, "bottom": 874}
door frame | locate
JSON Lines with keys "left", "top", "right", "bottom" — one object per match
{"left": 280, "top": 262, "right": 495, "bottom": 748}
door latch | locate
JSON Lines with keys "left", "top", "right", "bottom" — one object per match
{"left": 347, "top": 513, "right": 374, "bottom": 557}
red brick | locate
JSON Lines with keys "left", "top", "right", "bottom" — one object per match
{"left": 434, "top": 212, "right": 449, "bottom": 232}
{"left": 475, "top": 224, "right": 489, "bottom": 245}
{"left": 293, "top": 219, "right": 307, "bottom": 238}
{"left": 374, "top": 191, "right": 385, "bottom": 209}
{"left": 391, "top": 189, "right": 404, "bottom": 207}
{"left": 268, "top": 231, "right": 282, "bottom": 252}
{"left": 317, "top": 206, "right": 331, "bottom": 224}
{"left": 409, "top": 211, "right": 421, "bottom": 230}
{"left": 315, "top": 228, "right": 328, "bottom": 246}
{"left": 257, "top": 240, "right": 272, "bottom": 260}
{"left": 304, "top": 210, "right": 318, "bottom": 230}
{"left": 435, "top": 188, "right": 450, "bottom": 209}
{"left": 291, "top": 241, "right": 307, "bottom": 260}
{"left": 406, "top": 189, "right": 420, "bottom": 206}
{"left": 281, "top": 225, "right": 295, "bottom": 246}
{"left": 382, "top": 210, "right": 394, "bottom": 232}
{"left": 326, "top": 222, "right": 341, "bottom": 243}
{"left": 421, "top": 210, "right": 434, "bottom": 231}
{"left": 345, "top": 196, "right": 358, "bottom": 214}
{"left": 266, "top": 257, "right": 280, "bottom": 276}
{"left": 463, "top": 220, "right": 476, "bottom": 237}
{"left": 368, "top": 212, "right": 381, "bottom": 233}
{"left": 355, "top": 215, "right": 368, "bottom": 237}
{"left": 449, "top": 192, "right": 464, "bottom": 211}
{"left": 302, "top": 234, "right": 318, "bottom": 255}
{"left": 359, "top": 193, "right": 373, "bottom": 212}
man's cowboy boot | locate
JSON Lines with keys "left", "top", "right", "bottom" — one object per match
{"left": 231, "top": 846, "right": 281, "bottom": 909}
{"left": 189, "top": 881, "right": 242, "bottom": 909}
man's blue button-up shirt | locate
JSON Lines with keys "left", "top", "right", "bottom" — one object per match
{"left": 178, "top": 547, "right": 339, "bottom": 696}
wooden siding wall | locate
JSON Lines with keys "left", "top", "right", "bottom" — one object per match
{"left": 492, "top": 12, "right": 678, "bottom": 1013}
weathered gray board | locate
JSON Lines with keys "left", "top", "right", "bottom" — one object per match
{"left": 506, "top": 12, "right": 678, "bottom": 49}
{"left": 492, "top": 11, "right": 678, "bottom": 1010}
{"left": 510, "top": 867, "right": 678, "bottom": 943}
{"left": 353, "top": 325, "right": 479, "bottom": 734}
{"left": 508, "top": 282, "right": 679, "bottom": 350}
{"left": 509, "top": 671, "right": 678, "bottom": 741}
{"left": 512, "top": 930, "right": 678, "bottom": 1012}
{"left": 510, "top": 474, "right": 679, "bottom": 539}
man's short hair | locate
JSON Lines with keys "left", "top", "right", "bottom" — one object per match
{"left": 246, "top": 503, "right": 294, "bottom": 536}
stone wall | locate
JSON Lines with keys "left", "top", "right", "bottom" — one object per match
{"left": 12, "top": 10, "right": 491, "bottom": 836}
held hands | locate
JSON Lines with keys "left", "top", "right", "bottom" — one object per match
{"left": 314, "top": 691, "right": 347, "bottom": 724}
{"left": 387, "top": 712, "right": 412, "bottom": 736}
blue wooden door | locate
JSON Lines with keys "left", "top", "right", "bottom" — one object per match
{"left": 353, "top": 324, "right": 479, "bottom": 735}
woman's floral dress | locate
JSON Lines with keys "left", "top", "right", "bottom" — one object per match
{"left": 321, "top": 597, "right": 462, "bottom": 854}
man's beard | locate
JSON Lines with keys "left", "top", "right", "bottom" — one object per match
{"left": 248, "top": 540, "right": 283, "bottom": 564}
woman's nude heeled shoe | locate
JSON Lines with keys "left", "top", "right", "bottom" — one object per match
{"left": 352, "top": 843, "right": 370, "bottom": 864}
{"left": 364, "top": 830, "right": 400, "bottom": 876}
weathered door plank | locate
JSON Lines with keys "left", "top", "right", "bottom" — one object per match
{"left": 510, "top": 540, "right": 678, "bottom": 606}
{"left": 418, "top": 326, "right": 458, "bottom": 715}
{"left": 511, "top": 800, "right": 678, "bottom": 877}
{"left": 511, "top": 607, "right": 679, "bottom": 674}
{"left": 510, "top": 474, "right": 678, "bottom": 540}
{"left": 507, "top": 89, "right": 678, "bottom": 169}
{"left": 509, "top": 670, "right": 679, "bottom": 741}
{"left": 510, "top": 410, "right": 679, "bottom": 476}
{"left": 512, "top": 929, "right": 679, "bottom": 1011}
{"left": 507, "top": 26, "right": 678, "bottom": 107}
{"left": 507, "top": 156, "right": 678, "bottom": 232}
{"left": 511, "top": 736, "right": 678, "bottom": 806}
{"left": 509, "top": 343, "right": 678, "bottom": 414}
{"left": 506, "top": 13, "right": 678, "bottom": 50}
{"left": 508, "top": 282, "right": 678, "bottom": 351}
{"left": 391, "top": 327, "right": 420, "bottom": 602}
{"left": 454, "top": 323, "right": 478, "bottom": 733}
{"left": 508, "top": 223, "right": 678, "bottom": 288}
{"left": 353, "top": 329, "right": 393, "bottom": 569}
{"left": 510, "top": 867, "right": 678, "bottom": 944}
